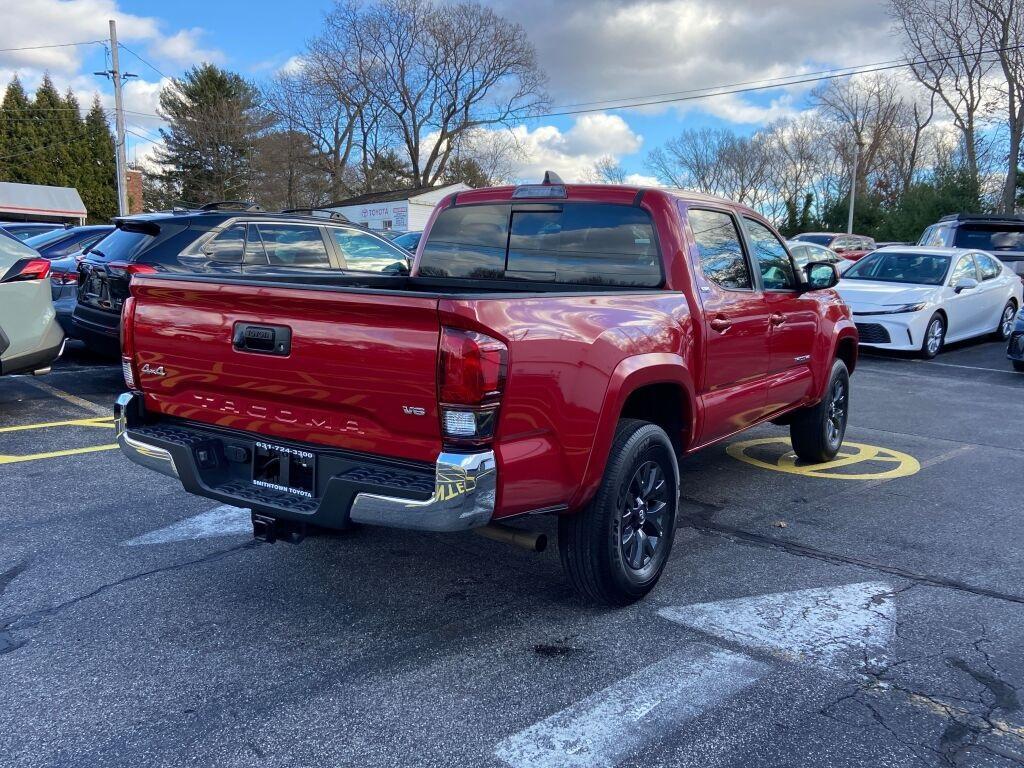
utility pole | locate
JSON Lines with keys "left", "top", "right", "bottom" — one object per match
{"left": 846, "top": 139, "right": 863, "bottom": 235}
{"left": 95, "top": 20, "right": 135, "bottom": 216}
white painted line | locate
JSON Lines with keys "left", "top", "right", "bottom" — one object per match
{"left": 123, "top": 505, "right": 252, "bottom": 546}
{"left": 494, "top": 645, "right": 768, "bottom": 768}
{"left": 659, "top": 581, "right": 895, "bottom": 669}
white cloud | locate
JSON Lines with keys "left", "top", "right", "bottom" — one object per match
{"left": 502, "top": 113, "right": 645, "bottom": 182}
{"left": 486, "top": 0, "right": 900, "bottom": 126}
{"left": 149, "top": 28, "right": 223, "bottom": 67}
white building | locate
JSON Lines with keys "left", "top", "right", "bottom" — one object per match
{"left": 0, "top": 181, "right": 86, "bottom": 225}
{"left": 327, "top": 183, "right": 470, "bottom": 233}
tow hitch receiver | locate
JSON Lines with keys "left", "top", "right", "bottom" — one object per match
{"left": 251, "top": 512, "right": 307, "bottom": 544}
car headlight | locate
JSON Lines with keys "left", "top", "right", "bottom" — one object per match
{"left": 879, "top": 302, "right": 928, "bottom": 314}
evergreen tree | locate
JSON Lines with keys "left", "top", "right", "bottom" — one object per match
{"left": 30, "top": 75, "right": 75, "bottom": 185}
{"left": 155, "top": 64, "right": 268, "bottom": 204}
{"left": 0, "top": 77, "right": 37, "bottom": 183}
{"left": 81, "top": 97, "right": 117, "bottom": 222}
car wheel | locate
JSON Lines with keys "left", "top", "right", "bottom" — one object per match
{"left": 1013, "top": 360, "right": 1024, "bottom": 373}
{"left": 558, "top": 419, "right": 679, "bottom": 606}
{"left": 789, "top": 359, "right": 850, "bottom": 463}
{"left": 920, "top": 313, "right": 945, "bottom": 359}
{"left": 994, "top": 301, "right": 1017, "bottom": 341}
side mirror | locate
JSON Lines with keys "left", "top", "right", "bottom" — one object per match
{"left": 954, "top": 277, "right": 978, "bottom": 293}
{"left": 803, "top": 261, "right": 840, "bottom": 291}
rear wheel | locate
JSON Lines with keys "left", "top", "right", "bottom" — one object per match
{"left": 994, "top": 301, "right": 1017, "bottom": 341}
{"left": 789, "top": 359, "right": 850, "bottom": 463}
{"left": 558, "top": 419, "right": 679, "bottom": 606}
{"left": 919, "top": 313, "right": 945, "bottom": 359}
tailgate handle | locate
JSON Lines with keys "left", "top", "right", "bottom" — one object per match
{"left": 233, "top": 323, "right": 292, "bottom": 356}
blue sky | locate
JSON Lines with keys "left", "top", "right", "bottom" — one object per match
{"left": 1, "top": 0, "right": 902, "bottom": 182}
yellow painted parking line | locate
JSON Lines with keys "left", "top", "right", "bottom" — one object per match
{"left": 0, "top": 416, "right": 114, "bottom": 433}
{"left": 0, "top": 444, "right": 119, "bottom": 465}
{"left": 727, "top": 438, "right": 921, "bottom": 480}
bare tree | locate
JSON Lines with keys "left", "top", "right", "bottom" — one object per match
{"left": 889, "top": 0, "right": 997, "bottom": 186}
{"left": 974, "top": 0, "right": 1024, "bottom": 212}
{"left": 584, "top": 155, "right": 627, "bottom": 184}
{"left": 330, "top": 0, "right": 548, "bottom": 187}
{"left": 646, "top": 128, "right": 771, "bottom": 207}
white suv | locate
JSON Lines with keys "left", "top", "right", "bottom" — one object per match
{"left": 0, "top": 230, "right": 65, "bottom": 376}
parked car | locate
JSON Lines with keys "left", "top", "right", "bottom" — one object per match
{"left": 792, "top": 232, "right": 876, "bottom": 261}
{"left": 23, "top": 225, "right": 114, "bottom": 260}
{"left": 391, "top": 230, "right": 423, "bottom": 252}
{"left": 1007, "top": 307, "right": 1024, "bottom": 372}
{"left": 919, "top": 213, "right": 1024, "bottom": 277}
{"left": 115, "top": 178, "right": 858, "bottom": 605}
{"left": 48, "top": 249, "right": 90, "bottom": 335}
{"left": 0, "top": 221, "right": 66, "bottom": 241}
{"left": 0, "top": 229, "right": 65, "bottom": 376}
{"left": 837, "top": 246, "right": 1022, "bottom": 358}
{"left": 74, "top": 204, "right": 412, "bottom": 356}
{"left": 787, "top": 240, "right": 852, "bottom": 274}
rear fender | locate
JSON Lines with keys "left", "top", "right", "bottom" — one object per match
{"left": 570, "top": 353, "right": 695, "bottom": 511}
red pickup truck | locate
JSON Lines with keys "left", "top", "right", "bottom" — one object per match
{"left": 115, "top": 177, "right": 857, "bottom": 605}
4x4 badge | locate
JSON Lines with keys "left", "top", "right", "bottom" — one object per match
{"left": 141, "top": 364, "right": 166, "bottom": 377}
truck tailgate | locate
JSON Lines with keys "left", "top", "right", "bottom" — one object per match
{"left": 129, "top": 278, "right": 443, "bottom": 463}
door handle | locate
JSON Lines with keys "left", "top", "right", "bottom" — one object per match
{"left": 709, "top": 316, "right": 732, "bottom": 333}
{"left": 770, "top": 313, "right": 787, "bottom": 326}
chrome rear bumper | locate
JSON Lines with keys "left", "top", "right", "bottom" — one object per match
{"left": 114, "top": 392, "right": 495, "bottom": 532}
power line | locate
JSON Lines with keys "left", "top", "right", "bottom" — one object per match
{"left": 117, "top": 42, "right": 169, "bottom": 80}
{"left": 0, "top": 39, "right": 104, "bottom": 53}
{"left": 528, "top": 43, "right": 1024, "bottom": 119}
{"left": 0, "top": 130, "right": 91, "bottom": 160}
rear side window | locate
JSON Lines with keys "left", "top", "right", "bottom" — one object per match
{"left": 688, "top": 209, "right": 752, "bottom": 290}
{"left": 977, "top": 253, "right": 1001, "bottom": 280}
{"left": 420, "top": 203, "right": 662, "bottom": 287}
{"left": 251, "top": 224, "right": 330, "bottom": 269}
{"left": 330, "top": 229, "right": 409, "bottom": 272}
{"left": 203, "top": 224, "right": 245, "bottom": 263}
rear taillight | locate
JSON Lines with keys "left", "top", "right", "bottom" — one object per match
{"left": 107, "top": 261, "right": 157, "bottom": 278}
{"left": 1, "top": 257, "right": 51, "bottom": 283}
{"left": 438, "top": 327, "right": 507, "bottom": 447}
{"left": 121, "top": 296, "right": 139, "bottom": 390}
{"left": 50, "top": 270, "right": 77, "bottom": 285}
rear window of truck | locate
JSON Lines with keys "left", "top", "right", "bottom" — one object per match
{"left": 419, "top": 203, "right": 662, "bottom": 287}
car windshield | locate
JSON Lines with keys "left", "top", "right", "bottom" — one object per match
{"left": 843, "top": 251, "right": 951, "bottom": 285}
{"left": 794, "top": 234, "right": 835, "bottom": 247}
{"left": 953, "top": 225, "right": 1024, "bottom": 252}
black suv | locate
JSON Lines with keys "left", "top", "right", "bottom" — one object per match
{"left": 919, "top": 213, "right": 1024, "bottom": 277}
{"left": 73, "top": 203, "right": 412, "bottom": 356}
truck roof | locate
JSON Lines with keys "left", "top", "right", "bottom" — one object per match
{"left": 452, "top": 183, "right": 762, "bottom": 218}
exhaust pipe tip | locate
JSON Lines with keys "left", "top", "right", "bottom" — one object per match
{"left": 475, "top": 523, "right": 547, "bottom": 552}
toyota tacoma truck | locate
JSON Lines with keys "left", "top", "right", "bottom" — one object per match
{"left": 115, "top": 176, "right": 858, "bottom": 605}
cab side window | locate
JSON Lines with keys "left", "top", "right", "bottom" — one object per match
{"left": 743, "top": 218, "right": 797, "bottom": 290}
{"left": 688, "top": 209, "right": 752, "bottom": 290}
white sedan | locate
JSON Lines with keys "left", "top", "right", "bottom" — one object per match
{"left": 836, "top": 246, "right": 1023, "bottom": 358}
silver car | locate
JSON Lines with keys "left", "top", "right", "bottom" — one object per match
{"left": 0, "top": 230, "right": 65, "bottom": 376}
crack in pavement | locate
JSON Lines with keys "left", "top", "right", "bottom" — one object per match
{"left": 678, "top": 499, "right": 1024, "bottom": 607}
{"left": 0, "top": 541, "right": 259, "bottom": 656}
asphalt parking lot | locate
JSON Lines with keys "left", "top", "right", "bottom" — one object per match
{"left": 2, "top": 340, "right": 1023, "bottom": 768}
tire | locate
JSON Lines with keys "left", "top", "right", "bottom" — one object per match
{"left": 919, "top": 313, "right": 945, "bottom": 359}
{"left": 1013, "top": 360, "right": 1024, "bottom": 373}
{"left": 558, "top": 419, "right": 679, "bottom": 606}
{"left": 993, "top": 301, "right": 1017, "bottom": 341}
{"left": 789, "top": 359, "right": 850, "bottom": 463}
